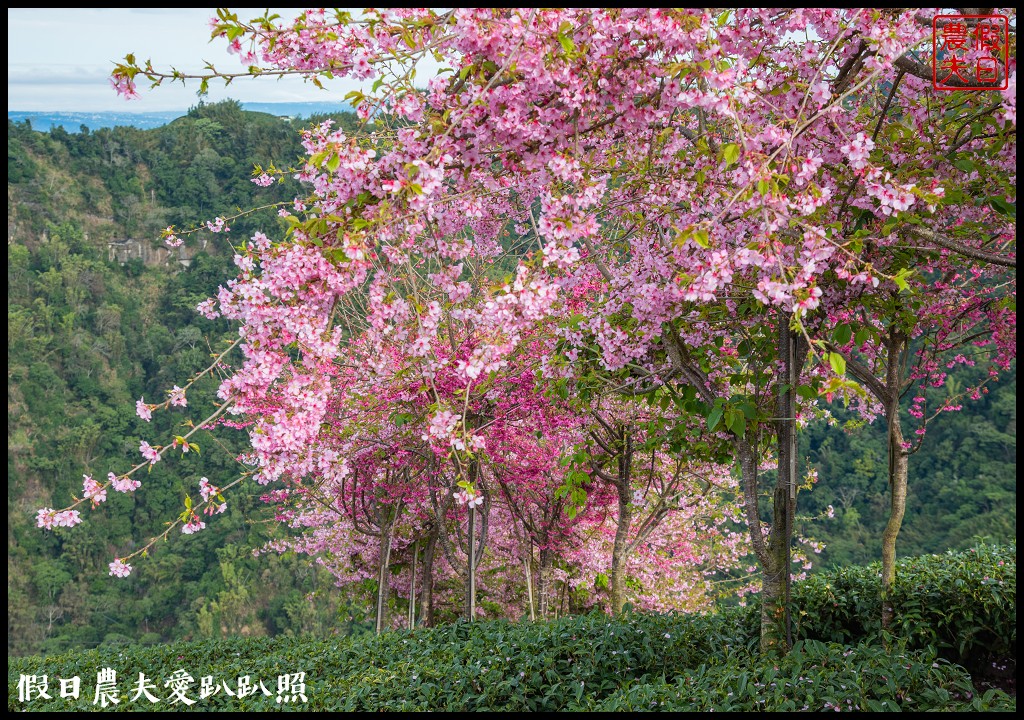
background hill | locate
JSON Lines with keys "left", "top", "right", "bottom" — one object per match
{"left": 8, "top": 101, "right": 352, "bottom": 133}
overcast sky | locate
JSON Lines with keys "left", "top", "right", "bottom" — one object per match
{"left": 7, "top": 8, "right": 373, "bottom": 112}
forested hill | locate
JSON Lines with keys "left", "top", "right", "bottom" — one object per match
{"left": 6, "top": 101, "right": 1016, "bottom": 656}
{"left": 7, "top": 101, "right": 359, "bottom": 657}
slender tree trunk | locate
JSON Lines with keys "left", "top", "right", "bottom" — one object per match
{"left": 523, "top": 548, "right": 536, "bottom": 622}
{"left": 375, "top": 509, "right": 394, "bottom": 635}
{"left": 880, "top": 328, "right": 909, "bottom": 634}
{"left": 408, "top": 540, "right": 418, "bottom": 630}
{"left": 418, "top": 530, "right": 437, "bottom": 627}
{"left": 558, "top": 577, "right": 569, "bottom": 618}
{"left": 881, "top": 410, "right": 909, "bottom": 632}
{"left": 537, "top": 545, "right": 553, "bottom": 620}
{"left": 609, "top": 481, "right": 633, "bottom": 615}
{"left": 838, "top": 326, "right": 911, "bottom": 637}
{"left": 466, "top": 507, "right": 477, "bottom": 621}
{"left": 736, "top": 432, "right": 787, "bottom": 653}
{"left": 761, "top": 316, "right": 806, "bottom": 654}
{"left": 760, "top": 485, "right": 791, "bottom": 653}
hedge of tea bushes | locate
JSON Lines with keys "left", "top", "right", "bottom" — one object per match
{"left": 8, "top": 545, "right": 1014, "bottom": 712}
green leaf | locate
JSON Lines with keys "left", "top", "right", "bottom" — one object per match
{"left": 707, "top": 407, "right": 724, "bottom": 432}
{"left": 832, "top": 324, "right": 852, "bottom": 346}
{"left": 724, "top": 409, "right": 745, "bottom": 438}
{"left": 988, "top": 196, "right": 1015, "bottom": 218}
{"left": 893, "top": 267, "right": 913, "bottom": 293}
{"left": 721, "top": 143, "right": 741, "bottom": 166}
{"left": 796, "top": 385, "right": 819, "bottom": 400}
{"left": 828, "top": 352, "right": 847, "bottom": 376}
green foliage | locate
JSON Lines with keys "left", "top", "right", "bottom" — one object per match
{"left": 8, "top": 101, "right": 307, "bottom": 244}
{"left": 791, "top": 544, "right": 1016, "bottom": 667}
{"left": 7, "top": 105, "right": 354, "bottom": 657}
{"left": 796, "top": 364, "right": 1016, "bottom": 569}
{"left": 8, "top": 547, "right": 1014, "bottom": 712}
{"left": 591, "top": 641, "right": 1014, "bottom": 712}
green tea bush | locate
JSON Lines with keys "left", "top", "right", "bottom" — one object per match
{"left": 590, "top": 640, "right": 1016, "bottom": 712}
{"left": 791, "top": 544, "right": 1016, "bottom": 667}
{"left": 8, "top": 545, "right": 1014, "bottom": 712}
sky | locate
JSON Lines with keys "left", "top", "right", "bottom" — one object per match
{"left": 7, "top": 8, "right": 374, "bottom": 112}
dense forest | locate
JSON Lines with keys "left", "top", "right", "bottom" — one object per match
{"left": 6, "top": 101, "right": 1015, "bottom": 657}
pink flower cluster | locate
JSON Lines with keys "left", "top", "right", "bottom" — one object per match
{"left": 169, "top": 385, "right": 188, "bottom": 407}
{"left": 109, "top": 472, "right": 141, "bottom": 493}
{"left": 82, "top": 474, "right": 107, "bottom": 505}
{"left": 36, "top": 508, "right": 82, "bottom": 530}
{"left": 453, "top": 488, "right": 484, "bottom": 509}
{"left": 139, "top": 440, "right": 161, "bottom": 464}
{"left": 840, "top": 132, "right": 874, "bottom": 170}
{"left": 206, "top": 217, "right": 230, "bottom": 233}
{"left": 182, "top": 514, "right": 207, "bottom": 534}
{"left": 109, "top": 559, "right": 132, "bottom": 578}
{"left": 199, "top": 477, "right": 228, "bottom": 515}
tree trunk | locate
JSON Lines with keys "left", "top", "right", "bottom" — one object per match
{"left": 418, "top": 530, "right": 437, "bottom": 627}
{"left": 737, "top": 434, "right": 783, "bottom": 653}
{"left": 375, "top": 509, "right": 394, "bottom": 635}
{"left": 466, "top": 507, "right": 477, "bottom": 621}
{"left": 609, "top": 481, "right": 633, "bottom": 615}
{"left": 760, "top": 484, "right": 791, "bottom": 654}
{"left": 763, "top": 316, "right": 803, "bottom": 652}
{"left": 523, "top": 548, "right": 536, "bottom": 621}
{"left": 880, "top": 328, "right": 909, "bottom": 634}
{"left": 881, "top": 412, "right": 909, "bottom": 632}
{"left": 759, "top": 315, "right": 806, "bottom": 654}
{"left": 408, "top": 540, "right": 418, "bottom": 630}
{"left": 537, "top": 546, "right": 553, "bottom": 620}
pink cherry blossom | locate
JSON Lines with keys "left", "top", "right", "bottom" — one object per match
{"left": 83, "top": 474, "right": 107, "bottom": 505}
{"left": 109, "top": 472, "right": 141, "bottom": 493}
{"left": 109, "top": 559, "right": 133, "bottom": 578}
{"left": 139, "top": 440, "right": 161, "bottom": 465}
{"left": 169, "top": 385, "right": 187, "bottom": 407}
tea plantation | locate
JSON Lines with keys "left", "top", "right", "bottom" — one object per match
{"left": 9, "top": 545, "right": 1015, "bottom": 712}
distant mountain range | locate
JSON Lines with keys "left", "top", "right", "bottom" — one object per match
{"left": 8, "top": 102, "right": 349, "bottom": 132}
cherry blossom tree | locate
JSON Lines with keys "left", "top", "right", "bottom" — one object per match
{"left": 35, "top": 8, "right": 1015, "bottom": 654}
